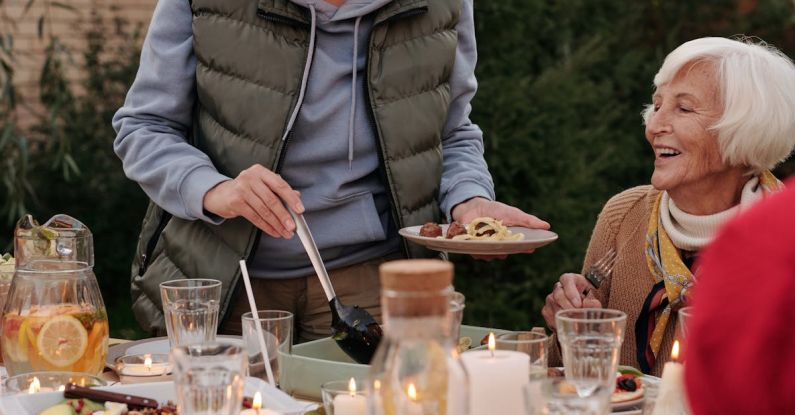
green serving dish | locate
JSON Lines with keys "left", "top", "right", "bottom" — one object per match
{"left": 278, "top": 325, "right": 509, "bottom": 400}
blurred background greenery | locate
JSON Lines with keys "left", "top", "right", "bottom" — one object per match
{"left": 1, "top": 0, "right": 794, "bottom": 339}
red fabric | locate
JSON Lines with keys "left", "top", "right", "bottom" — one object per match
{"left": 685, "top": 177, "right": 795, "bottom": 415}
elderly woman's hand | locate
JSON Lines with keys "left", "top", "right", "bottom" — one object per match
{"left": 542, "top": 273, "right": 602, "bottom": 330}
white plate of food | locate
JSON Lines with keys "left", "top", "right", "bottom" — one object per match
{"left": 0, "top": 377, "right": 308, "bottom": 415}
{"left": 399, "top": 217, "right": 558, "bottom": 255}
{"left": 106, "top": 335, "right": 243, "bottom": 368}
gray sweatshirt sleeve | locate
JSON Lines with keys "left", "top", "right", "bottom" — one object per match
{"left": 438, "top": 0, "right": 496, "bottom": 220}
{"left": 112, "top": 0, "right": 229, "bottom": 223}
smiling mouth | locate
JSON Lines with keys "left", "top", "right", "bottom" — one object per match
{"left": 655, "top": 147, "right": 681, "bottom": 159}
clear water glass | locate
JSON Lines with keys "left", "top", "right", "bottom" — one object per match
{"left": 160, "top": 279, "right": 221, "bottom": 348}
{"left": 497, "top": 331, "right": 548, "bottom": 379}
{"left": 678, "top": 306, "right": 693, "bottom": 340}
{"left": 171, "top": 343, "right": 246, "bottom": 415}
{"left": 241, "top": 310, "right": 293, "bottom": 385}
{"left": 450, "top": 291, "right": 466, "bottom": 340}
{"left": 524, "top": 377, "right": 611, "bottom": 415}
{"left": 555, "top": 308, "right": 626, "bottom": 397}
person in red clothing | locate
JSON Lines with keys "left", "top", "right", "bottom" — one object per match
{"left": 684, "top": 177, "right": 795, "bottom": 414}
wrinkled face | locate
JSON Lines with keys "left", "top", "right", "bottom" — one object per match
{"left": 645, "top": 61, "right": 731, "bottom": 192}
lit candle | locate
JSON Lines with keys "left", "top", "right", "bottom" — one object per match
{"left": 27, "top": 377, "right": 54, "bottom": 394}
{"left": 460, "top": 332, "right": 530, "bottom": 415}
{"left": 332, "top": 378, "right": 367, "bottom": 415}
{"left": 116, "top": 354, "right": 172, "bottom": 384}
{"left": 651, "top": 341, "right": 691, "bottom": 415}
{"left": 398, "top": 382, "right": 423, "bottom": 415}
{"left": 240, "top": 392, "right": 284, "bottom": 415}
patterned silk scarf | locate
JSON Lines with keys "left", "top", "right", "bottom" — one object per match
{"left": 636, "top": 171, "right": 782, "bottom": 373}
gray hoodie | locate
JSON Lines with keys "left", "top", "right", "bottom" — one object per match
{"left": 113, "top": 0, "right": 495, "bottom": 278}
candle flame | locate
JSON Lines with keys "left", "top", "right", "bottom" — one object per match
{"left": 488, "top": 332, "right": 496, "bottom": 354}
{"left": 144, "top": 356, "right": 153, "bottom": 371}
{"left": 348, "top": 377, "right": 357, "bottom": 397}
{"left": 672, "top": 340, "right": 680, "bottom": 361}
{"left": 407, "top": 383, "right": 417, "bottom": 401}
{"left": 28, "top": 377, "right": 40, "bottom": 394}
{"left": 252, "top": 391, "right": 262, "bottom": 410}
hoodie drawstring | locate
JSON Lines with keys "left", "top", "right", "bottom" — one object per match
{"left": 347, "top": 16, "right": 362, "bottom": 169}
{"left": 281, "top": 5, "right": 318, "bottom": 142}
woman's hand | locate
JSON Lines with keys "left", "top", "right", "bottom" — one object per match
{"left": 541, "top": 273, "right": 602, "bottom": 330}
{"left": 203, "top": 164, "right": 304, "bottom": 239}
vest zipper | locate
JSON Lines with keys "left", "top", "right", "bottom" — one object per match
{"left": 256, "top": 10, "right": 310, "bottom": 28}
{"left": 138, "top": 211, "right": 172, "bottom": 275}
{"left": 364, "top": 7, "right": 429, "bottom": 257}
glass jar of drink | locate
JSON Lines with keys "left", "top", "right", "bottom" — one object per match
{"left": 1, "top": 215, "right": 108, "bottom": 376}
{"left": 368, "top": 259, "right": 469, "bottom": 415}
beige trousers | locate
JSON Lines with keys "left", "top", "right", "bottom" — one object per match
{"left": 221, "top": 253, "right": 402, "bottom": 343}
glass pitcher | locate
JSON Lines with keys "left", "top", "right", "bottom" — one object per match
{"left": 1, "top": 214, "right": 109, "bottom": 376}
{"left": 368, "top": 259, "right": 469, "bottom": 415}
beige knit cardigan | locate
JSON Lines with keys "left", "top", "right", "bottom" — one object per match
{"left": 549, "top": 185, "right": 680, "bottom": 377}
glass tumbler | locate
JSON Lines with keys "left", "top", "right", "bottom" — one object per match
{"left": 160, "top": 279, "right": 221, "bottom": 347}
{"left": 524, "top": 377, "right": 611, "bottom": 415}
{"left": 449, "top": 291, "right": 466, "bottom": 340}
{"left": 555, "top": 308, "right": 627, "bottom": 398}
{"left": 497, "top": 331, "right": 549, "bottom": 379}
{"left": 171, "top": 343, "right": 247, "bottom": 415}
{"left": 241, "top": 310, "right": 293, "bottom": 385}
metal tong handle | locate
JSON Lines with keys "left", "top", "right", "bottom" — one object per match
{"left": 289, "top": 209, "right": 336, "bottom": 302}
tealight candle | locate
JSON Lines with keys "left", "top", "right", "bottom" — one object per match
{"left": 332, "top": 378, "right": 367, "bottom": 415}
{"left": 651, "top": 341, "right": 691, "bottom": 415}
{"left": 240, "top": 392, "right": 283, "bottom": 415}
{"left": 460, "top": 332, "right": 530, "bottom": 415}
{"left": 5, "top": 372, "right": 106, "bottom": 394}
{"left": 115, "top": 354, "right": 172, "bottom": 384}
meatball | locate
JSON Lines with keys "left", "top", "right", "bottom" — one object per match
{"left": 446, "top": 221, "right": 467, "bottom": 239}
{"left": 419, "top": 222, "right": 443, "bottom": 238}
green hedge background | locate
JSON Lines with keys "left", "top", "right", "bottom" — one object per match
{"left": 2, "top": 0, "right": 794, "bottom": 339}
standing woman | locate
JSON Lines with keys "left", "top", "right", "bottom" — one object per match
{"left": 541, "top": 37, "right": 795, "bottom": 376}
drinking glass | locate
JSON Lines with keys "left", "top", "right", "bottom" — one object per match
{"left": 555, "top": 309, "right": 627, "bottom": 397}
{"left": 160, "top": 279, "right": 222, "bottom": 347}
{"left": 497, "top": 331, "right": 548, "bottom": 379}
{"left": 241, "top": 310, "right": 293, "bottom": 385}
{"left": 524, "top": 377, "right": 611, "bottom": 415}
{"left": 450, "top": 291, "right": 466, "bottom": 340}
{"left": 678, "top": 307, "right": 694, "bottom": 340}
{"left": 171, "top": 343, "right": 246, "bottom": 415}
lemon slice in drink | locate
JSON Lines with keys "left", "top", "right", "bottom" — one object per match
{"left": 36, "top": 316, "right": 88, "bottom": 367}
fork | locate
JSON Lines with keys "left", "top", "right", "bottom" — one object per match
{"left": 581, "top": 247, "right": 617, "bottom": 297}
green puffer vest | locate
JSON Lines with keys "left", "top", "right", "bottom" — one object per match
{"left": 130, "top": 0, "right": 460, "bottom": 334}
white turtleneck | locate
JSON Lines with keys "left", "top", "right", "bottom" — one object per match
{"left": 660, "top": 177, "right": 764, "bottom": 251}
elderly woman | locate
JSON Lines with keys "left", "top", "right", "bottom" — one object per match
{"left": 541, "top": 37, "right": 795, "bottom": 376}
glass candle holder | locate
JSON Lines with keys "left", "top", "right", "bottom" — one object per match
{"left": 115, "top": 354, "right": 173, "bottom": 383}
{"left": 5, "top": 371, "right": 106, "bottom": 393}
{"left": 322, "top": 378, "right": 368, "bottom": 415}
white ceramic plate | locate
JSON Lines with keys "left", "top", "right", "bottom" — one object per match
{"left": 399, "top": 225, "right": 558, "bottom": 255}
{"left": 106, "top": 335, "right": 243, "bottom": 368}
{"left": 612, "top": 395, "right": 644, "bottom": 412}
{"left": 0, "top": 377, "right": 308, "bottom": 415}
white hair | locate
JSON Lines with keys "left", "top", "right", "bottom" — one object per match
{"left": 642, "top": 37, "right": 795, "bottom": 172}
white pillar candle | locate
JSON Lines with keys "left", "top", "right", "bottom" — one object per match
{"left": 332, "top": 378, "right": 367, "bottom": 415}
{"left": 651, "top": 341, "right": 690, "bottom": 415}
{"left": 460, "top": 333, "right": 530, "bottom": 415}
